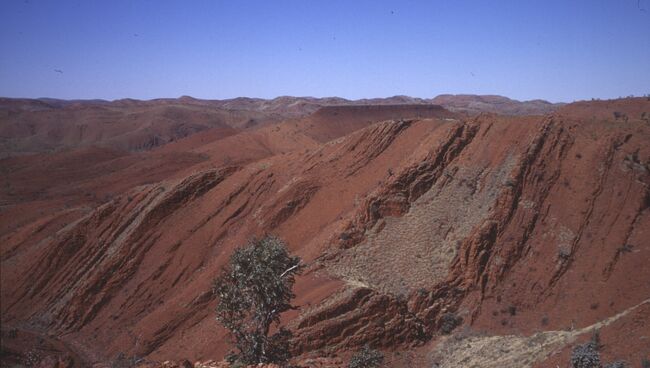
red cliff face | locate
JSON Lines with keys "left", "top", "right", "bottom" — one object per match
{"left": 1, "top": 99, "right": 649, "bottom": 368}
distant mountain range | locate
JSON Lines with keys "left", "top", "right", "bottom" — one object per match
{"left": 1, "top": 94, "right": 564, "bottom": 116}
{"left": 0, "top": 94, "right": 564, "bottom": 156}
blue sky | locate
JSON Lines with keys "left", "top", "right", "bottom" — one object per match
{"left": 1, "top": 0, "right": 648, "bottom": 102}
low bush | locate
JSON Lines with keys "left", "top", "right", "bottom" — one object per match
{"left": 604, "top": 361, "right": 628, "bottom": 368}
{"left": 348, "top": 345, "right": 384, "bottom": 368}
{"left": 439, "top": 312, "right": 463, "bottom": 334}
{"left": 641, "top": 358, "right": 650, "bottom": 368}
{"left": 571, "top": 342, "right": 600, "bottom": 368}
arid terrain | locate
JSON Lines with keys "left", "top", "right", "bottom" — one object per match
{"left": 1, "top": 95, "right": 649, "bottom": 368}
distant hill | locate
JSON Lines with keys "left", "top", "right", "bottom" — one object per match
{"left": 0, "top": 94, "right": 563, "bottom": 156}
{"left": 1, "top": 98, "right": 648, "bottom": 368}
{"left": 1, "top": 93, "right": 562, "bottom": 116}
{"left": 430, "top": 94, "right": 564, "bottom": 115}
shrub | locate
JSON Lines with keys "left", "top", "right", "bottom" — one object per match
{"left": 604, "top": 361, "right": 628, "bottom": 368}
{"left": 558, "top": 247, "right": 571, "bottom": 261}
{"left": 571, "top": 342, "right": 601, "bottom": 368}
{"left": 618, "top": 244, "right": 633, "bottom": 253}
{"left": 507, "top": 305, "right": 517, "bottom": 316}
{"left": 23, "top": 350, "right": 41, "bottom": 368}
{"left": 541, "top": 316, "right": 549, "bottom": 326}
{"left": 348, "top": 345, "right": 384, "bottom": 368}
{"left": 641, "top": 358, "right": 650, "bottom": 368}
{"left": 213, "top": 236, "right": 302, "bottom": 365}
{"left": 590, "top": 330, "right": 602, "bottom": 350}
{"left": 225, "top": 352, "right": 246, "bottom": 368}
{"left": 110, "top": 352, "right": 136, "bottom": 368}
{"left": 439, "top": 312, "right": 463, "bottom": 334}
{"left": 613, "top": 111, "right": 628, "bottom": 121}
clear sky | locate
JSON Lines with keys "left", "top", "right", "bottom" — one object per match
{"left": 1, "top": 0, "right": 648, "bottom": 102}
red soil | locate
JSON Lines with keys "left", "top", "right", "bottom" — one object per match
{"left": 1, "top": 98, "right": 648, "bottom": 367}
{"left": 0, "top": 94, "right": 562, "bottom": 157}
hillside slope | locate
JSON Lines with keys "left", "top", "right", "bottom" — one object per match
{"left": 0, "top": 95, "right": 562, "bottom": 157}
{"left": 0, "top": 101, "right": 279, "bottom": 156}
{"left": 1, "top": 98, "right": 648, "bottom": 368}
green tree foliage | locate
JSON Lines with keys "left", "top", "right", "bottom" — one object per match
{"left": 213, "top": 236, "right": 302, "bottom": 365}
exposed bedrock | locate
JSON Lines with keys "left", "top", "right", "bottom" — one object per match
{"left": 1, "top": 99, "right": 649, "bottom": 366}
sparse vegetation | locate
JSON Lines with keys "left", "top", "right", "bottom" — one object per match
{"left": 604, "top": 361, "right": 628, "bottom": 368}
{"left": 570, "top": 332, "right": 628, "bottom": 368}
{"left": 213, "top": 236, "right": 302, "bottom": 365}
{"left": 439, "top": 312, "right": 463, "bottom": 334}
{"left": 571, "top": 342, "right": 601, "bottom": 368}
{"left": 225, "top": 355, "right": 247, "bottom": 368}
{"left": 348, "top": 345, "right": 384, "bottom": 368}
{"left": 641, "top": 358, "right": 650, "bottom": 368}
{"left": 507, "top": 305, "right": 517, "bottom": 316}
{"left": 110, "top": 352, "right": 140, "bottom": 368}
{"left": 541, "top": 316, "right": 549, "bottom": 326}
{"left": 590, "top": 330, "right": 602, "bottom": 350}
{"left": 618, "top": 244, "right": 633, "bottom": 254}
{"left": 22, "top": 349, "right": 41, "bottom": 367}
{"left": 558, "top": 246, "right": 571, "bottom": 261}
{"left": 613, "top": 111, "right": 629, "bottom": 122}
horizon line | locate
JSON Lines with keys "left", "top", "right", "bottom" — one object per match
{"left": 0, "top": 93, "right": 583, "bottom": 105}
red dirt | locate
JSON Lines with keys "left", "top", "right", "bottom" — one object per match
{"left": 1, "top": 98, "right": 649, "bottom": 367}
{"left": 1, "top": 95, "right": 562, "bottom": 157}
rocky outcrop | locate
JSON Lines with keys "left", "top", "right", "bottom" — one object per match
{"left": 332, "top": 120, "right": 479, "bottom": 250}
{"left": 1, "top": 99, "right": 649, "bottom": 367}
{"left": 3, "top": 167, "right": 238, "bottom": 333}
{"left": 291, "top": 103, "right": 650, "bottom": 363}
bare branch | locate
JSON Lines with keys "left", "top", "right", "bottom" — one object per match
{"left": 279, "top": 263, "right": 300, "bottom": 278}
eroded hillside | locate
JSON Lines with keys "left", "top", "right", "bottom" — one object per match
{"left": 1, "top": 99, "right": 648, "bottom": 368}
{"left": 0, "top": 94, "right": 561, "bottom": 157}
